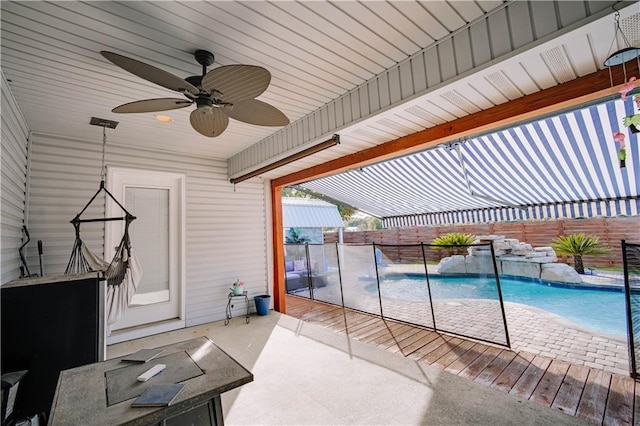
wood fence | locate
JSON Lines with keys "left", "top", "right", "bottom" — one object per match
{"left": 324, "top": 216, "right": 640, "bottom": 268}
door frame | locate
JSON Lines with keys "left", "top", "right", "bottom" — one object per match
{"left": 105, "top": 167, "right": 187, "bottom": 344}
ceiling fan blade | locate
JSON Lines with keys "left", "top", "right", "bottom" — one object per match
{"left": 112, "top": 98, "right": 192, "bottom": 113}
{"left": 224, "top": 99, "right": 289, "bottom": 126}
{"left": 101, "top": 51, "right": 198, "bottom": 95}
{"left": 190, "top": 107, "right": 229, "bottom": 137}
{"left": 201, "top": 65, "right": 271, "bottom": 103}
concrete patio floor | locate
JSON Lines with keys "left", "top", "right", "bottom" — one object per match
{"left": 108, "top": 312, "right": 588, "bottom": 425}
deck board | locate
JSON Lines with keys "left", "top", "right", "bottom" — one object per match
{"left": 435, "top": 339, "right": 477, "bottom": 371}
{"left": 551, "top": 363, "right": 591, "bottom": 416}
{"left": 409, "top": 334, "right": 453, "bottom": 361}
{"left": 635, "top": 379, "right": 640, "bottom": 426}
{"left": 420, "top": 337, "right": 465, "bottom": 365}
{"left": 491, "top": 352, "right": 536, "bottom": 393}
{"left": 576, "top": 369, "right": 613, "bottom": 425}
{"left": 474, "top": 349, "right": 517, "bottom": 387}
{"left": 390, "top": 329, "right": 434, "bottom": 356}
{"left": 529, "top": 359, "right": 571, "bottom": 407}
{"left": 348, "top": 319, "right": 391, "bottom": 339}
{"left": 342, "top": 316, "right": 380, "bottom": 334}
{"left": 285, "top": 295, "right": 637, "bottom": 426}
{"left": 401, "top": 330, "right": 441, "bottom": 356}
{"left": 358, "top": 321, "right": 405, "bottom": 344}
{"left": 377, "top": 325, "right": 421, "bottom": 350}
{"left": 604, "top": 374, "right": 634, "bottom": 426}
{"left": 459, "top": 345, "right": 503, "bottom": 380}
{"left": 509, "top": 355, "right": 553, "bottom": 399}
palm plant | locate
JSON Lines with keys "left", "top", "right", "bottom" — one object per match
{"left": 432, "top": 232, "right": 476, "bottom": 256}
{"left": 551, "top": 233, "right": 610, "bottom": 274}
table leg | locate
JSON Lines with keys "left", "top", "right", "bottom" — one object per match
{"left": 212, "top": 395, "right": 224, "bottom": 425}
{"left": 225, "top": 296, "right": 232, "bottom": 326}
{"left": 244, "top": 295, "right": 250, "bottom": 323}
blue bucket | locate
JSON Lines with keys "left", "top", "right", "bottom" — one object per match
{"left": 254, "top": 295, "right": 271, "bottom": 316}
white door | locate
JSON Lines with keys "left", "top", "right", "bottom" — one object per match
{"left": 106, "top": 167, "right": 186, "bottom": 332}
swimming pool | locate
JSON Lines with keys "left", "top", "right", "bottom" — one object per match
{"left": 367, "top": 275, "right": 627, "bottom": 337}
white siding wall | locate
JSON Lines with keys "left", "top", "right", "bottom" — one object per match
{"left": 1, "top": 75, "right": 30, "bottom": 284}
{"left": 27, "top": 132, "right": 268, "bottom": 326}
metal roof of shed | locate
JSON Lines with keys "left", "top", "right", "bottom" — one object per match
{"left": 282, "top": 197, "right": 344, "bottom": 229}
{"left": 298, "top": 95, "right": 640, "bottom": 227}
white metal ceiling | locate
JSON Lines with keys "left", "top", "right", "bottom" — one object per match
{"left": 1, "top": 1, "right": 638, "bottom": 182}
{"left": 1, "top": 0, "right": 499, "bottom": 157}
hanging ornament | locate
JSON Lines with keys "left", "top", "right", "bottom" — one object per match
{"left": 604, "top": 8, "right": 640, "bottom": 168}
{"left": 613, "top": 132, "right": 626, "bottom": 168}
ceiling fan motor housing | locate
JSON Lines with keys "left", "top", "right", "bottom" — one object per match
{"left": 195, "top": 97, "right": 214, "bottom": 114}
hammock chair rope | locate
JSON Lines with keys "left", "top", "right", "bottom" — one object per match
{"left": 65, "top": 125, "right": 142, "bottom": 325}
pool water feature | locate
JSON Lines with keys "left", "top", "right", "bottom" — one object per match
{"left": 367, "top": 275, "right": 626, "bottom": 338}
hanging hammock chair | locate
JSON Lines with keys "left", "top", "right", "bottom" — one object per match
{"left": 65, "top": 124, "right": 143, "bottom": 325}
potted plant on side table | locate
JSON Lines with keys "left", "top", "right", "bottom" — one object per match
{"left": 230, "top": 279, "right": 244, "bottom": 296}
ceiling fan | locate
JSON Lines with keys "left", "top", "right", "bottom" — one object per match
{"left": 100, "top": 50, "right": 289, "bottom": 137}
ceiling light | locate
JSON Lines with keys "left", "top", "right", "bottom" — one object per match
{"left": 154, "top": 115, "right": 173, "bottom": 123}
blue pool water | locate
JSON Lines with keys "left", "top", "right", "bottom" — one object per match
{"left": 369, "top": 275, "right": 627, "bottom": 337}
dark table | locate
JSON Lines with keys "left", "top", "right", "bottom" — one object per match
{"left": 48, "top": 337, "right": 253, "bottom": 426}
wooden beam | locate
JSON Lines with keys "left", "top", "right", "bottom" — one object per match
{"left": 272, "top": 60, "right": 639, "bottom": 188}
{"left": 270, "top": 185, "right": 286, "bottom": 313}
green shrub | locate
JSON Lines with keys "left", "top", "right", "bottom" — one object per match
{"left": 432, "top": 232, "right": 476, "bottom": 246}
{"left": 551, "top": 233, "right": 610, "bottom": 274}
{"left": 432, "top": 232, "right": 476, "bottom": 256}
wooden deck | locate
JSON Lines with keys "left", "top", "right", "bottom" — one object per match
{"left": 285, "top": 295, "right": 638, "bottom": 426}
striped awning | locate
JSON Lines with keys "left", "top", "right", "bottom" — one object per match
{"left": 298, "top": 95, "right": 640, "bottom": 227}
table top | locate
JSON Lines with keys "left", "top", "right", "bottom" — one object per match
{"left": 3, "top": 271, "right": 101, "bottom": 289}
{"left": 49, "top": 337, "right": 253, "bottom": 426}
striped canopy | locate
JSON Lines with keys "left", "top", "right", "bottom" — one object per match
{"left": 298, "top": 95, "right": 640, "bottom": 227}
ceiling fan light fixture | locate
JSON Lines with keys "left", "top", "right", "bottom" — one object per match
{"left": 195, "top": 98, "right": 214, "bottom": 115}
{"left": 154, "top": 114, "right": 173, "bottom": 123}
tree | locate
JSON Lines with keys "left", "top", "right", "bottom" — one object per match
{"left": 337, "top": 205, "right": 354, "bottom": 222}
{"left": 551, "top": 233, "right": 610, "bottom": 274}
{"left": 368, "top": 218, "right": 383, "bottom": 230}
{"left": 285, "top": 227, "right": 310, "bottom": 244}
{"left": 282, "top": 187, "right": 308, "bottom": 198}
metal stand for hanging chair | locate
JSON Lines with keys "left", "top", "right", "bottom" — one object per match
{"left": 65, "top": 180, "right": 142, "bottom": 325}
{"left": 65, "top": 121, "right": 143, "bottom": 325}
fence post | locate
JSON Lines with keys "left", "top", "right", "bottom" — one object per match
{"left": 372, "top": 243, "right": 385, "bottom": 320}
{"left": 621, "top": 240, "right": 637, "bottom": 379}
{"left": 491, "top": 242, "right": 511, "bottom": 348}
{"left": 335, "top": 242, "right": 346, "bottom": 310}
{"left": 420, "top": 243, "right": 437, "bottom": 330}
{"left": 304, "top": 243, "right": 313, "bottom": 300}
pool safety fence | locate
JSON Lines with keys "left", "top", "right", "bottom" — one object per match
{"left": 622, "top": 240, "right": 640, "bottom": 379}
{"left": 284, "top": 242, "right": 511, "bottom": 349}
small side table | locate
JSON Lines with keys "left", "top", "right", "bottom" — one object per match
{"left": 225, "top": 291, "right": 250, "bottom": 325}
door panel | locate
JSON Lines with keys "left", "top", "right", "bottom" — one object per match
{"left": 126, "top": 187, "right": 170, "bottom": 306}
{"left": 106, "top": 168, "right": 185, "bottom": 332}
